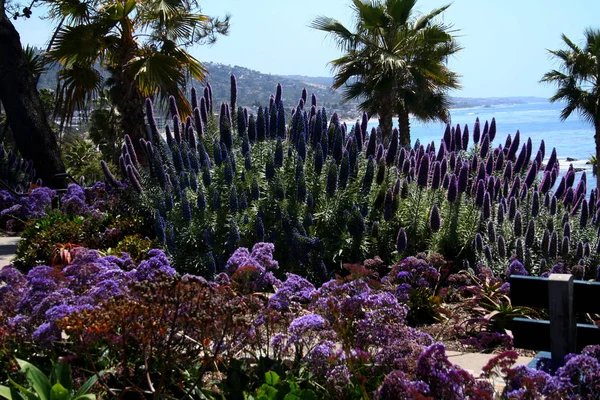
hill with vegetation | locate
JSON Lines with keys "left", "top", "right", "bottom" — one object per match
{"left": 37, "top": 59, "right": 546, "bottom": 120}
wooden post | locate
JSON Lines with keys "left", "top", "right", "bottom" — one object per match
{"left": 548, "top": 273, "right": 576, "bottom": 363}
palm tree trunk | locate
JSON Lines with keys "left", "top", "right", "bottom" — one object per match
{"left": 0, "top": 9, "right": 66, "bottom": 188}
{"left": 378, "top": 103, "right": 394, "bottom": 143}
{"left": 398, "top": 105, "right": 411, "bottom": 148}
{"left": 115, "top": 38, "right": 147, "bottom": 164}
{"left": 594, "top": 121, "right": 600, "bottom": 190}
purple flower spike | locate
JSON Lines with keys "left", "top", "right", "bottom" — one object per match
{"left": 447, "top": 174, "right": 458, "bottom": 202}
{"left": 524, "top": 160, "right": 538, "bottom": 188}
{"left": 417, "top": 154, "right": 430, "bottom": 188}
{"left": 429, "top": 204, "right": 442, "bottom": 232}
{"left": 540, "top": 171, "right": 552, "bottom": 194}
{"left": 473, "top": 118, "right": 481, "bottom": 144}
{"left": 489, "top": 118, "right": 497, "bottom": 142}
{"left": 507, "top": 130, "right": 520, "bottom": 160}
{"left": 457, "top": 162, "right": 469, "bottom": 193}
{"left": 479, "top": 134, "right": 490, "bottom": 159}
{"left": 396, "top": 228, "right": 407, "bottom": 253}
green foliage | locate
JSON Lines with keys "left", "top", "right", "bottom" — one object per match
{"left": 0, "top": 358, "right": 102, "bottom": 400}
{"left": 108, "top": 234, "right": 155, "bottom": 263}
{"left": 14, "top": 212, "right": 89, "bottom": 269}
{"left": 244, "top": 371, "right": 317, "bottom": 400}
{"left": 61, "top": 136, "right": 108, "bottom": 184}
{"left": 87, "top": 107, "right": 122, "bottom": 164}
{"left": 14, "top": 210, "right": 152, "bottom": 270}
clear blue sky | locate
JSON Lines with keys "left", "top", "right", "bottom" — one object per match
{"left": 13, "top": 0, "right": 600, "bottom": 98}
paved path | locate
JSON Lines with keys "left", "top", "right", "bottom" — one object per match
{"left": 447, "top": 350, "right": 533, "bottom": 394}
{"left": 0, "top": 236, "right": 20, "bottom": 266}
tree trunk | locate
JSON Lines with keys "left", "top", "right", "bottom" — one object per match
{"left": 0, "top": 10, "right": 66, "bottom": 188}
{"left": 115, "top": 33, "right": 147, "bottom": 164}
{"left": 398, "top": 105, "right": 411, "bottom": 148}
{"left": 594, "top": 121, "right": 600, "bottom": 195}
{"left": 377, "top": 102, "right": 394, "bottom": 144}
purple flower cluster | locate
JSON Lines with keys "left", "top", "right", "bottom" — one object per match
{"left": 0, "top": 187, "right": 55, "bottom": 222}
{"left": 268, "top": 273, "right": 316, "bottom": 310}
{"left": 0, "top": 247, "right": 175, "bottom": 346}
{"left": 61, "top": 184, "right": 91, "bottom": 215}
{"left": 225, "top": 243, "right": 281, "bottom": 293}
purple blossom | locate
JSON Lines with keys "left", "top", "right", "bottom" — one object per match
{"left": 507, "top": 259, "right": 528, "bottom": 276}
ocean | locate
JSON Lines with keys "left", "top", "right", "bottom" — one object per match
{"left": 366, "top": 100, "right": 597, "bottom": 194}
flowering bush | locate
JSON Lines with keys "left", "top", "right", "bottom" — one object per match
{"left": 383, "top": 255, "right": 443, "bottom": 324}
{"left": 13, "top": 183, "right": 153, "bottom": 269}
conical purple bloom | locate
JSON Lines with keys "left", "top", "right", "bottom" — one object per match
{"left": 386, "top": 128, "right": 399, "bottom": 166}
{"left": 126, "top": 165, "right": 143, "bottom": 193}
{"left": 375, "top": 143, "right": 384, "bottom": 164}
{"left": 563, "top": 187, "right": 574, "bottom": 207}
{"left": 475, "top": 180, "right": 485, "bottom": 207}
{"left": 479, "top": 134, "right": 490, "bottom": 159}
{"left": 443, "top": 124, "right": 451, "bottom": 149}
{"left": 473, "top": 118, "right": 481, "bottom": 145}
{"left": 447, "top": 174, "right": 458, "bottom": 202}
{"left": 523, "top": 160, "right": 538, "bottom": 188}
{"left": 457, "top": 162, "right": 469, "bottom": 193}
{"left": 366, "top": 128, "right": 377, "bottom": 159}
{"left": 396, "top": 228, "right": 407, "bottom": 253}
{"left": 513, "top": 211, "right": 523, "bottom": 237}
{"left": 525, "top": 219, "right": 536, "bottom": 247}
{"left": 507, "top": 130, "right": 520, "bottom": 160}
{"left": 429, "top": 204, "right": 442, "bottom": 232}
{"left": 497, "top": 235, "right": 507, "bottom": 258}
{"left": 474, "top": 232, "right": 483, "bottom": 252}
{"left": 384, "top": 188, "right": 394, "bottom": 221}
{"left": 417, "top": 155, "right": 430, "bottom": 188}
{"left": 531, "top": 190, "right": 540, "bottom": 217}
{"left": 489, "top": 118, "right": 497, "bottom": 142}
{"left": 462, "top": 124, "right": 469, "bottom": 150}
{"left": 514, "top": 144, "right": 527, "bottom": 173}
{"left": 275, "top": 83, "right": 283, "bottom": 105}
{"left": 454, "top": 124, "right": 462, "bottom": 150}
{"left": 431, "top": 161, "right": 442, "bottom": 190}
{"left": 101, "top": 160, "right": 121, "bottom": 188}
{"left": 483, "top": 192, "right": 492, "bottom": 219}
{"left": 168, "top": 95, "right": 179, "bottom": 119}
{"left": 580, "top": 199, "right": 589, "bottom": 228}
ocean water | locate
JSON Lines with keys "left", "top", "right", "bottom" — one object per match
{"left": 366, "top": 100, "right": 597, "bottom": 194}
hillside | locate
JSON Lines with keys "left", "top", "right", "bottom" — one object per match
{"left": 37, "top": 60, "right": 546, "bottom": 120}
{"left": 201, "top": 63, "right": 359, "bottom": 119}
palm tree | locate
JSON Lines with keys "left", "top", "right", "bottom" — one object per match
{"left": 47, "top": 0, "right": 229, "bottom": 157}
{"left": 311, "top": 0, "right": 461, "bottom": 146}
{"left": 541, "top": 28, "right": 600, "bottom": 190}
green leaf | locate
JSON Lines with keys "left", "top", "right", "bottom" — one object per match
{"left": 49, "top": 384, "right": 69, "bottom": 400}
{"left": 0, "top": 385, "right": 28, "bottom": 400}
{"left": 16, "top": 359, "right": 51, "bottom": 400}
{"left": 50, "top": 363, "right": 72, "bottom": 394}
{"left": 73, "top": 395, "right": 95, "bottom": 400}
{"left": 264, "top": 372, "right": 279, "bottom": 387}
{"left": 8, "top": 375, "right": 38, "bottom": 400}
{"left": 73, "top": 372, "right": 102, "bottom": 398}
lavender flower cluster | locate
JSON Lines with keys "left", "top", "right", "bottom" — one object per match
{"left": 223, "top": 242, "right": 282, "bottom": 293}
{"left": 0, "top": 186, "right": 55, "bottom": 224}
{"left": 0, "top": 247, "right": 174, "bottom": 346}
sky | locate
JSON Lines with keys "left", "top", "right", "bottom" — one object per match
{"left": 12, "top": 0, "right": 600, "bottom": 98}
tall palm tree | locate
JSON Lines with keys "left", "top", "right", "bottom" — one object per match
{"left": 541, "top": 28, "right": 600, "bottom": 190}
{"left": 311, "top": 0, "right": 461, "bottom": 146}
{"left": 47, "top": 0, "right": 229, "bottom": 157}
